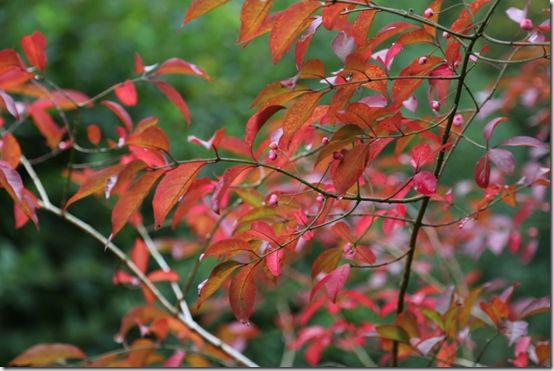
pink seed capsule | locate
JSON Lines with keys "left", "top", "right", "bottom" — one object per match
{"left": 453, "top": 61, "right": 459, "bottom": 69}
{"left": 442, "top": 31, "right": 450, "bottom": 39}
{"left": 321, "top": 136, "right": 329, "bottom": 145}
{"left": 453, "top": 113, "right": 464, "bottom": 126}
{"left": 333, "top": 151, "right": 343, "bottom": 160}
{"left": 316, "top": 194, "right": 324, "bottom": 204}
{"left": 418, "top": 56, "right": 427, "bottom": 65}
{"left": 268, "top": 193, "right": 279, "bottom": 207}
{"left": 520, "top": 18, "right": 534, "bottom": 31}
{"left": 431, "top": 100, "right": 440, "bottom": 111}
{"left": 269, "top": 141, "right": 278, "bottom": 150}
{"left": 268, "top": 149, "right": 278, "bottom": 161}
{"left": 423, "top": 8, "right": 434, "bottom": 17}
{"left": 343, "top": 242, "right": 355, "bottom": 258}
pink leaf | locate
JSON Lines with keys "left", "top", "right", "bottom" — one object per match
{"left": 488, "top": 148, "right": 515, "bottom": 175}
{"left": 324, "top": 264, "right": 350, "bottom": 302}
{"left": 500, "top": 136, "right": 547, "bottom": 150}
{"left": 413, "top": 171, "right": 437, "bottom": 195}
{"left": 331, "top": 31, "right": 355, "bottom": 62}
{"left": 163, "top": 350, "right": 186, "bottom": 367}
{"left": 474, "top": 154, "right": 490, "bottom": 188}
{"left": 506, "top": 7, "right": 527, "bottom": 23}
{"left": 266, "top": 248, "right": 284, "bottom": 277}
{"left": 410, "top": 143, "right": 433, "bottom": 169}
{"left": 483, "top": 117, "right": 507, "bottom": 143}
{"left": 115, "top": 80, "right": 138, "bottom": 106}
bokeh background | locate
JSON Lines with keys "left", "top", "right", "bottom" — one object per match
{"left": 0, "top": 0, "right": 550, "bottom": 366}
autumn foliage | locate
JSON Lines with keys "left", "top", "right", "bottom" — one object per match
{"left": 1, "top": 0, "right": 551, "bottom": 367}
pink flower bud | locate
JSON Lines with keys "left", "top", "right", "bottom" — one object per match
{"left": 520, "top": 18, "right": 534, "bottom": 31}
{"left": 431, "top": 100, "right": 440, "bottom": 111}
{"left": 268, "top": 149, "right": 278, "bottom": 161}
{"left": 269, "top": 141, "right": 278, "bottom": 150}
{"left": 342, "top": 242, "right": 355, "bottom": 259}
{"left": 333, "top": 151, "right": 343, "bottom": 160}
{"left": 423, "top": 8, "right": 434, "bottom": 18}
{"left": 321, "top": 136, "right": 329, "bottom": 145}
{"left": 453, "top": 114, "right": 464, "bottom": 126}
{"left": 268, "top": 193, "right": 278, "bottom": 207}
{"left": 418, "top": 56, "right": 427, "bottom": 65}
{"left": 316, "top": 194, "right": 324, "bottom": 204}
{"left": 442, "top": 31, "right": 450, "bottom": 39}
{"left": 453, "top": 61, "right": 459, "bottom": 69}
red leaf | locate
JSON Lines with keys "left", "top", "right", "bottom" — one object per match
{"left": 9, "top": 343, "right": 85, "bottom": 366}
{"left": 391, "top": 56, "right": 444, "bottom": 106}
{"left": 331, "top": 221, "right": 353, "bottom": 242}
{"left": 0, "top": 160, "right": 23, "bottom": 205}
{"left": 131, "top": 238, "right": 149, "bottom": 273}
{"left": 311, "top": 248, "right": 342, "bottom": 277}
{"left": 352, "top": 9, "right": 377, "bottom": 46}
{"left": 182, "top": 0, "right": 230, "bottom": 25}
{"left": 245, "top": 105, "right": 284, "bottom": 152}
{"left": 281, "top": 91, "right": 323, "bottom": 149}
{"left": 229, "top": 263, "right": 258, "bottom": 322}
{"left": 134, "top": 52, "right": 145, "bottom": 74}
{"left": 211, "top": 165, "right": 254, "bottom": 214}
{"left": 86, "top": 124, "right": 102, "bottom": 146}
{"left": 265, "top": 248, "right": 284, "bottom": 277}
{"left": 111, "top": 169, "right": 164, "bottom": 236}
{"left": 413, "top": 171, "right": 437, "bottom": 195}
{"left": 474, "top": 154, "right": 491, "bottom": 188}
{"left": 238, "top": 0, "right": 274, "bottom": 45}
{"left": 115, "top": 80, "right": 138, "bottom": 106}
{"left": 355, "top": 246, "right": 376, "bottom": 264}
{"left": 152, "top": 162, "right": 205, "bottom": 228}
{"left": 156, "top": 58, "right": 210, "bottom": 81}
{"left": 324, "top": 264, "right": 350, "bottom": 302}
{"left": 101, "top": 100, "right": 133, "bottom": 132}
{"left": 0, "top": 67, "right": 33, "bottom": 90}
{"left": 205, "top": 238, "right": 255, "bottom": 259}
{"left": 483, "top": 117, "right": 507, "bottom": 142}
{"left": 163, "top": 350, "right": 186, "bottom": 368}
{"left": 147, "top": 269, "right": 180, "bottom": 282}
{"left": 27, "top": 105, "right": 65, "bottom": 149}
{"left": 21, "top": 31, "right": 47, "bottom": 71}
{"left": 127, "top": 126, "right": 170, "bottom": 152}
{"left": 152, "top": 80, "right": 191, "bottom": 125}
{"left": 269, "top": 0, "right": 321, "bottom": 63}
{"left": 0, "top": 49, "right": 24, "bottom": 73}
{"left": 410, "top": 143, "right": 434, "bottom": 169}
{"left": 488, "top": 148, "right": 515, "bottom": 175}
{"left": 331, "top": 143, "right": 370, "bottom": 195}
{"left": 14, "top": 188, "right": 39, "bottom": 229}
{"left": 197, "top": 261, "right": 242, "bottom": 309}
{"left": 480, "top": 297, "right": 509, "bottom": 326}
{"left": 1, "top": 133, "right": 21, "bottom": 168}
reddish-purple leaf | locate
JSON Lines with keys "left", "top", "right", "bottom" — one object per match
{"left": 152, "top": 162, "right": 205, "bottom": 228}
{"left": 0, "top": 89, "right": 19, "bottom": 119}
{"left": 245, "top": 105, "right": 284, "bottom": 151}
{"left": 474, "top": 154, "right": 491, "bottom": 188}
{"left": 332, "top": 31, "right": 355, "bottom": 62}
{"left": 229, "top": 263, "right": 257, "bottom": 322}
{"left": 332, "top": 143, "right": 370, "bottom": 195}
{"left": 413, "top": 171, "right": 437, "bottom": 195}
{"left": 500, "top": 136, "right": 547, "bottom": 149}
{"left": 152, "top": 80, "right": 191, "bottom": 125}
{"left": 488, "top": 148, "right": 515, "bottom": 175}
{"left": 211, "top": 165, "right": 254, "bottom": 214}
{"left": 115, "top": 80, "right": 138, "bottom": 106}
{"left": 21, "top": 31, "right": 47, "bottom": 71}
{"left": 266, "top": 248, "right": 284, "bottom": 277}
{"left": 324, "top": 264, "right": 350, "bottom": 302}
{"left": 483, "top": 117, "right": 507, "bottom": 142}
{"left": 0, "top": 160, "right": 23, "bottom": 203}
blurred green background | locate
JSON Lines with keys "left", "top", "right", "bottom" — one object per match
{"left": 0, "top": 0, "right": 549, "bottom": 366}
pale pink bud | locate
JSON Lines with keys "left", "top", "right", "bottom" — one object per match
{"left": 453, "top": 61, "right": 459, "bottom": 69}
{"left": 520, "top": 18, "right": 534, "bottom": 31}
{"left": 431, "top": 100, "right": 440, "bottom": 111}
{"left": 268, "top": 193, "right": 279, "bottom": 207}
{"left": 418, "top": 56, "right": 427, "bottom": 65}
{"left": 424, "top": 8, "right": 434, "bottom": 18}
{"left": 268, "top": 149, "right": 278, "bottom": 161}
{"left": 321, "top": 136, "right": 329, "bottom": 145}
{"left": 442, "top": 31, "right": 450, "bottom": 39}
{"left": 453, "top": 114, "right": 464, "bottom": 126}
{"left": 342, "top": 242, "right": 355, "bottom": 259}
{"left": 316, "top": 194, "right": 324, "bottom": 204}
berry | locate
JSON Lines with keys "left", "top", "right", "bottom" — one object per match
{"left": 333, "top": 151, "right": 343, "bottom": 160}
{"left": 520, "top": 18, "right": 534, "bottom": 31}
{"left": 453, "top": 114, "right": 464, "bottom": 126}
{"left": 442, "top": 31, "right": 450, "bottom": 39}
{"left": 418, "top": 56, "right": 427, "bottom": 65}
{"left": 431, "top": 100, "right": 440, "bottom": 111}
{"left": 316, "top": 194, "right": 324, "bottom": 204}
{"left": 268, "top": 149, "right": 278, "bottom": 161}
{"left": 268, "top": 193, "right": 279, "bottom": 207}
{"left": 269, "top": 141, "right": 278, "bottom": 150}
{"left": 423, "top": 8, "right": 434, "bottom": 17}
{"left": 321, "top": 136, "right": 329, "bottom": 145}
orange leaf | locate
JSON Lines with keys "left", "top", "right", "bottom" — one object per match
{"left": 422, "top": 0, "right": 443, "bottom": 37}
{"left": 311, "top": 247, "right": 342, "bottom": 277}
{"left": 152, "top": 80, "right": 191, "bottom": 125}
{"left": 101, "top": 100, "right": 133, "bottom": 132}
{"left": 9, "top": 343, "right": 85, "bottom": 366}
{"left": 65, "top": 164, "right": 124, "bottom": 209}
{"left": 331, "top": 143, "right": 370, "bottom": 195}
{"left": 147, "top": 269, "right": 180, "bottom": 282}
{"left": 244, "top": 105, "right": 284, "bottom": 151}
{"left": 211, "top": 165, "right": 254, "bottom": 214}
{"left": 451, "top": 0, "right": 490, "bottom": 34}
{"left": 131, "top": 238, "right": 149, "bottom": 273}
{"left": 269, "top": 0, "right": 321, "bottom": 63}
{"left": 86, "top": 124, "right": 102, "bottom": 146}
{"left": 352, "top": 9, "right": 377, "bottom": 46}
{"left": 1, "top": 133, "right": 21, "bottom": 168}
{"left": 21, "top": 31, "right": 47, "bottom": 71}
{"left": 238, "top": 0, "right": 274, "bottom": 44}
{"left": 182, "top": 0, "right": 230, "bottom": 25}
{"left": 204, "top": 238, "right": 255, "bottom": 259}
{"left": 156, "top": 58, "right": 210, "bottom": 81}
{"left": 115, "top": 80, "right": 138, "bottom": 106}
{"left": 0, "top": 49, "right": 24, "bottom": 74}
{"left": 27, "top": 105, "right": 65, "bottom": 149}
{"left": 0, "top": 67, "right": 33, "bottom": 90}
{"left": 127, "top": 126, "right": 169, "bottom": 152}
{"left": 134, "top": 52, "right": 145, "bottom": 74}
{"left": 152, "top": 162, "right": 205, "bottom": 228}
{"left": 111, "top": 169, "right": 164, "bottom": 236}
{"left": 391, "top": 56, "right": 444, "bottom": 106}
{"left": 229, "top": 263, "right": 258, "bottom": 323}
{"left": 197, "top": 261, "right": 242, "bottom": 309}
{"left": 281, "top": 91, "right": 323, "bottom": 149}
